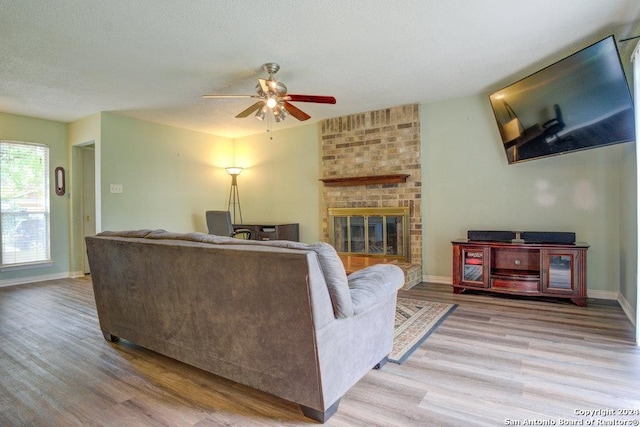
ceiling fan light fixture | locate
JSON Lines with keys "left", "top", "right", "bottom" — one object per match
{"left": 203, "top": 62, "right": 335, "bottom": 125}
{"left": 273, "top": 105, "right": 288, "bottom": 122}
{"left": 255, "top": 104, "right": 269, "bottom": 121}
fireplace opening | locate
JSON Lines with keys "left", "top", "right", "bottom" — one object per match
{"left": 328, "top": 207, "right": 410, "bottom": 262}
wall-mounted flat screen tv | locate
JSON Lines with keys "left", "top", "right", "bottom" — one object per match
{"left": 489, "top": 35, "right": 635, "bottom": 164}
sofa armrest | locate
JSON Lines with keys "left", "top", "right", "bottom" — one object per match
{"left": 348, "top": 264, "right": 405, "bottom": 315}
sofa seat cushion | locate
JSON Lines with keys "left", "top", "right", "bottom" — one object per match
{"left": 348, "top": 264, "right": 405, "bottom": 315}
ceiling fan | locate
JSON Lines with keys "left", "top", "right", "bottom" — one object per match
{"left": 203, "top": 63, "right": 336, "bottom": 123}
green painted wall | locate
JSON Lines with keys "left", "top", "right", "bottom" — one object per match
{"left": 96, "top": 114, "right": 321, "bottom": 242}
{"left": 0, "top": 112, "right": 70, "bottom": 282}
{"left": 619, "top": 136, "right": 637, "bottom": 312}
{"left": 234, "top": 124, "right": 322, "bottom": 243}
{"left": 421, "top": 95, "right": 625, "bottom": 294}
{"left": 99, "top": 113, "right": 231, "bottom": 232}
{"left": 618, "top": 34, "right": 639, "bottom": 317}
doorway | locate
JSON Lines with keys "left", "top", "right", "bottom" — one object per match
{"left": 81, "top": 146, "right": 96, "bottom": 273}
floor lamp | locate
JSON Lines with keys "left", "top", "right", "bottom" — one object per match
{"left": 226, "top": 167, "right": 243, "bottom": 224}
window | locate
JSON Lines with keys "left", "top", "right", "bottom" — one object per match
{"left": 0, "top": 141, "right": 50, "bottom": 267}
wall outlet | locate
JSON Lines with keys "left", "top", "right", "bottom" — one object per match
{"left": 110, "top": 184, "right": 123, "bottom": 194}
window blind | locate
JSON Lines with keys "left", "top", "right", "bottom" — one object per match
{"left": 0, "top": 141, "right": 50, "bottom": 266}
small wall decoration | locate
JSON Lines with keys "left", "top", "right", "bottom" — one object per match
{"left": 55, "top": 166, "right": 65, "bottom": 196}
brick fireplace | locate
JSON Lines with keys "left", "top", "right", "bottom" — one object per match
{"left": 320, "top": 104, "right": 422, "bottom": 288}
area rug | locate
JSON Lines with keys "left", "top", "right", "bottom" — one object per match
{"left": 389, "top": 297, "right": 457, "bottom": 364}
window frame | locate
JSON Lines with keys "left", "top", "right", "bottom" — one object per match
{"left": 0, "top": 140, "right": 52, "bottom": 269}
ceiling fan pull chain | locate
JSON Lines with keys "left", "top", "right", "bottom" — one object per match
{"left": 267, "top": 112, "right": 273, "bottom": 140}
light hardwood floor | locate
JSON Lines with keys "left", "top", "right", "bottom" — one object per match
{"left": 0, "top": 276, "right": 638, "bottom": 426}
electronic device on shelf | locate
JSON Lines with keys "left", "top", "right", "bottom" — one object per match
{"left": 467, "top": 230, "right": 576, "bottom": 245}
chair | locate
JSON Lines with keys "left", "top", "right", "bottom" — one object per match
{"left": 206, "top": 210, "right": 252, "bottom": 239}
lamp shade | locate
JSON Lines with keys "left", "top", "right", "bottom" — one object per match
{"left": 226, "top": 167, "right": 243, "bottom": 176}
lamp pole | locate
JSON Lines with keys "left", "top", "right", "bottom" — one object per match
{"left": 226, "top": 167, "right": 243, "bottom": 224}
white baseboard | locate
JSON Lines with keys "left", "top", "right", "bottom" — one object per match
{"left": 586, "top": 290, "right": 638, "bottom": 327}
{"left": 423, "top": 275, "right": 452, "bottom": 284}
{"left": 0, "top": 272, "right": 72, "bottom": 288}
{"left": 588, "top": 289, "right": 618, "bottom": 300}
{"left": 617, "top": 293, "right": 637, "bottom": 327}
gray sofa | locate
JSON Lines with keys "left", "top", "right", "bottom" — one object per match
{"left": 85, "top": 229, "right": 404, "bottom": 422}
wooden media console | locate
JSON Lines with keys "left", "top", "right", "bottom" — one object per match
{"left": 452, "top": 239, "right": 589, "bottom": 306}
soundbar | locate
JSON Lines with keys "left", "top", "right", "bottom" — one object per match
{"left": 467, "top": 230, "right": 516, "bottom": 242}
{"left": 467, "top": 230, "right": 576, "bottom": 244}
{"left": 520, "top": 231, "right": 575, "bottom": 244}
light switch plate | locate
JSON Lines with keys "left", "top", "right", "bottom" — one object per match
{"left": 110, "top": 184, "right": 123, "bottom": 194}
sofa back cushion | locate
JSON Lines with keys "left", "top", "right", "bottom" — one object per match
{"left": 95, "top": 230, "right": 355, "bottom": 318}
{"left": 304, "top": 242, "right": 353, "bottom": 318}
{"left": 200, "top": 236, "right": 355, "bottom": 318}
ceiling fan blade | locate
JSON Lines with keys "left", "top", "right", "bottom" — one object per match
{"left": 202, "top": 94, "right": 259, "bottom": 99}
{"left": 235, "top": 102, "right": 264, "bottom": 118}
{"left": 283, "top": 101, "right": 311, "bottom": 121}
{"left": 287, "top": 94, "right": 336, "bottom": 104}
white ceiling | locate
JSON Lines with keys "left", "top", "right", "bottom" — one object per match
{"left": 2, "top": 1, "right": 640, "bottom": 138}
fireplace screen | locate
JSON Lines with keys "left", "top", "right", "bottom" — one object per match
{"left": 328, "top": 207, "right": 410, "bottom": 261}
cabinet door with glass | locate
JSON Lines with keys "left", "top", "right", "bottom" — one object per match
{"left": 541, "top": 249, "right": 578, "bottom": 295}
{"left": 457, "top": 245, "right": 490, "bottom": 288}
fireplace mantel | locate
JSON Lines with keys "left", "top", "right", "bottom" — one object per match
{"left": 319, "top": 174, "right": 409, "bottom": 187}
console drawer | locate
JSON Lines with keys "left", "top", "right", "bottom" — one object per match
{"left": 493, "top": 248, "right": 539, "bottom": 271}
{"left": 491, "top": 278, "right": 539, "bottom": 293}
